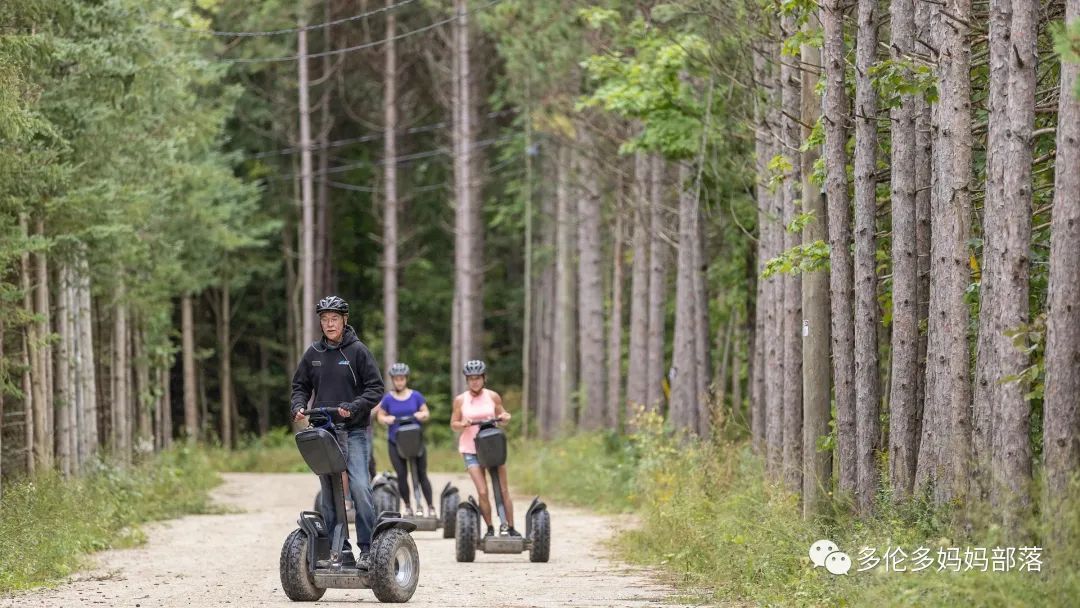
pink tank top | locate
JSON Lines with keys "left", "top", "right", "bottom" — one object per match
{"left": 457, "top": 389, "right": 496, "bottom": 454}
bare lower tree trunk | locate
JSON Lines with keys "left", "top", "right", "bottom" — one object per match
{"left": 780, "top": 14, "right": 803, "bottom": 491}
{"left": 672, "top": 162, "right": 700, "bottom": 433}
{"left": 986, "top": 0, "right": 1036, "bottom": 531}
{"left": 576, "top": 132, "right": 607, "bottom": 429}
{"left": 56, "top": 264, "right": 72, "bottom": 475}
{"left": 34, "top": 218, "right": 52, "bottom": 470}
{"left": 181, "top": 294, "right": 198, "bottom": 440}
{"left": 888, "top": 0, "right": 920, "bottom": 501}
{"left": 298, "top": 13, "right": 316, "bottom": 347}
{"left": 801, "top": 34, "right": 831, "bottom": 516}
{"left": 1042, "top": 0, "right": 1080, "bottom": 535}
{"left": 645, "top": 155, "right": 669, "bottom": 411}
{"left": 764, "top": 45, "right": 786, "bottom": 478}
{"left": 607, "top": 201, "right": 625, "bottom": 430}
{"left": 914, "top": 1, "right": 932, "bottom": 462}
{"left": 383, "top": 0, "right": 399, "bottom": 370}
{"left": 853, "top": 0, "right": 881, "bottom": 513}
{"left": 218, "top": 283, "right": 234, "bottom": 449}
{"left": 256, "top": 340, "right": 270, "bottom": 435}
{"left": 133, "top": 323, "right": 151, "bottom": 454}
{"left": 76, "top": 247, "right": 98, "bottom": 464}
{"left": 20, "top": 214, "right": 36, "bottom": 475}
{"left": 453, "top": 0, "right": 480, "bottom": 383}
{"left": 751, "top": 42, "right": 770, "bottom": 453}
{"left": 692, "top": 189, "right": 710, "bottom": 437}
{"left": 915, "top": 0, "right": 973, "bottom": 505}
{"left": 627, "top": 150, "right": 651, "bottom": 419}
{"left": 160, "top": 367, "right": 173, "bottom": 449}
{"left": 822, "top": 0, "right": 856, "bottom": 496}
{"left": 549, "top": 144, "right": 575, "bottom": 437}
{"left": 113, "top": 287, "right": 130, "bottom": 463}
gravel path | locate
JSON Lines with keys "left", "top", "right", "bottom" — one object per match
{"left": 3, "top": 472, "right": 696, "bottom": 607}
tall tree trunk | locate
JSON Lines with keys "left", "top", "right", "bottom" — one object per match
{"left": 56, "top": 264, "right": 72, "bottom": 475}
{"left": 76, "top": 246, "right": 98, "bottom": 465}
{"left": 853, "top": 0, "right": 881, "bottom": 513}
{"left": 218, "top": 282, "right": 234, "bottom": 450}
{"left": 535, "top": 151, "right": 557, "bottom": 435}
{"left": 645, "top": 155, "right": 669, "bottom": 411}
{"left": 692, "top": 181, "right": 710, "bottom": 437}
{"left": 983, "top": 0, "right": 1036, "bottom": 531}
{"left": 113, "top": 286, "right": 129, "bottom": 463}
{"left": 627, "top": 151, "right": 651, "bottom": 419}
{"left": 780, "top": 14, "right": 804, "bottom": 491}
{"left": 550, "top": 144, "right": 575, "bottom": 437}
{"left": 34, "top": 218, "right": 53, "bottom": 470}
{"left": 134, "top": 323, "right": 151, "bottom": 454}
{"left": 1042, "top": 0, "right": 1080, "bottom": 535}
{"left": 888, "top": 0, "right": 921, "bottom": 501}
{"left": 453, "top": 0, "right": 479, "bottom": 388}
{"left": 751, "top": 42, "right": 770, "bottom": 453}
{"left": 672, "top": 162, "right": 699, "bottom": 433}
{"left": 383, "top": 0, "right": 399, "bottom": 370}
{"left": 764, "top": 48, "right": 786, "bottom": 479}
{"left": 257, "top": 339, "right": 270, "bottom": 435}
{"left": 181, "top": 294, "right": 198, "bottom": 440}
{"left": 576, "top": 133, "right": 607, "bottom": 429}
{"left": 521, "top": 86, "right": 535, "bottom": 438}
{"left": 160, "top": 366, "right": 173, "bottom": 449}
{"left": 914, "top": 0, "right": 932, "bottom": 461}
{"left": 801, "top": 33, "right": 831, "bottom": 516}
{"left": 716, "top": 311, "right": 736, "bottom": 420}
{"left": 284, "top": 214, "right": 299, "bottom": 379}
{"left": 915, "top": 0, "right": 973, "bottom": 505}
{"left": 20, "top": 213, "right": 36, "bottom": 475}
{"left": 607, "top": 198, "right": 625, "bottom": 430}
{"left": 315, "top": 0, "right": 334, "bottom": 302}
{"left": 822, "top": 0, "right": 856, "bottom": 496}
{"left": 298, "top": 13, "right": 316, "bottom": 347}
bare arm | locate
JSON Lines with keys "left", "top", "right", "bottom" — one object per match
{"left": 373, "top": 405, "right": 395, "bottom": 426}
{"left": 492, "top": 391, "right": 511, "bottom": 422}
{"left": 416, "top": 403, "right": 431, "bottom": 422}
{"left": 450, "top": 394, "right": 469, "bottom": 431}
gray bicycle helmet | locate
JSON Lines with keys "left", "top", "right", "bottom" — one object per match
{"left": 315, "top": 295, "right": 349, "bottom": 315}
{"left": 388, "top": 362, "right": 410, "bottom": 377}
{"left": 462, "top": 359, "right": 486, "bottom": 376}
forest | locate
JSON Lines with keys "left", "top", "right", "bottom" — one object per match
{"left": 2, "top": 0, "right": 1080, "bottom": 605}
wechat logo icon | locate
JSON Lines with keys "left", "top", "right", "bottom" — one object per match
{"left": 809, "top": 539, "right": 851, "bottom": 575}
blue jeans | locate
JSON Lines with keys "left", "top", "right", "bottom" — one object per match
{"left": 318, "top": 427, "right": 376, "bottom": 552}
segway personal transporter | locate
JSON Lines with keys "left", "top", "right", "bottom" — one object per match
{"left": 369, "top": 470, "right": 460, "bottom": 538}
{"left": 281, "top": 407, "right": 420, "bottom": 602}
{"left": 454, "top": 418, "right": 550, "bottom": 562}
{"left": 391, "top": 414, "right": 462, "bottom": 535}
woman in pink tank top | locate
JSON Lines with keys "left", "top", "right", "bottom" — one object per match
{"left": 450, "top": 359, "right": 519, "bottom": 538}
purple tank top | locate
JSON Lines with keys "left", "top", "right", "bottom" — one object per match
{"left": 381, "top": 390, "right": 426, "bottom": 443}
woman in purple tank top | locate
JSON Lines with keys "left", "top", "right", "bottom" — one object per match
{"left": 373, "top": 362, "right": 435, "bottom": 517}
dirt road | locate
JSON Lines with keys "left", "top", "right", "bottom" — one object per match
{"left": 4, "top": 472, "right": 694, "bottom": 607}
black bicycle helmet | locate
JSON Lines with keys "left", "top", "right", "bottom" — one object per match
{"left": 315, "top": 295, "right": 349, "bottom": 315}
{"left": 388, "top": 362, "right": 410, "bottom": 377}
{"left": 462, "top": 359, "right": 486, "bottom": 376}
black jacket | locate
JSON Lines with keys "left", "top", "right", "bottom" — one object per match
{"left": 290, "top": 326, "right": 384, "bottom": 429}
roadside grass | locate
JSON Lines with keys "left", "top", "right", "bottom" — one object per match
{"left": 0, "top": 446, "right": 220, "bottom": 593}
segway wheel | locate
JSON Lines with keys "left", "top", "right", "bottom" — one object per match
{"left": 528, "top": 509, "right": 550, "bottom": 562}
{"left": 373, "top": 485, "right": 399, "bottom": 517}
{"left": 441, "top": 491, "right": 459, "bottom": 538}
{"left": 279, "top": 528, "right": 326, "bottom": 601}
{"left": 369, "top": 528, "right": 419, "bottom": 603}
{"left": 455, "top": 508, "right": 478, "bottom": 562}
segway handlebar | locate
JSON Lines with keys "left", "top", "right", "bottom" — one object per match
{"left": 298, "top": 406, "right": 350, "bottom": 426}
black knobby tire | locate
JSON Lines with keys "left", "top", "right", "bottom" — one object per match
{"left": 368, "top": 527, "right": 420, "bottom": 603}
{"left": 440, "top": 492, "right": 459, "bottom": 538}
{"left": 529, "top": 509, "right": 550, "bottom": 563}
{"left": 454, "top": 508, "right": 478, "bottom": 562}
{"left": 279, "top": 528, "right": 326, "bottom": 601}
{"left": 373, "top": 485, "right": 399, "bottom": 517}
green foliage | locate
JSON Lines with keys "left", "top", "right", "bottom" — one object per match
{"left": 870, "top": 58, "right": 939, "bottom": 109}
{"left": 762, "top": 239, "right": 830, "bottom": 277}
{"left": 1053, "top": 20, "right": 1080, "bottom": 98}
{"left": 0, "top": 447, "right": 220, "bottom": 592}
{"left": 518, "top": 419, "right": 1080, "bottom": 607}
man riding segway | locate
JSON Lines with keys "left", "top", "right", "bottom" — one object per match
{"left": 290, "top": 295, "right": 384, "bottom": 569}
